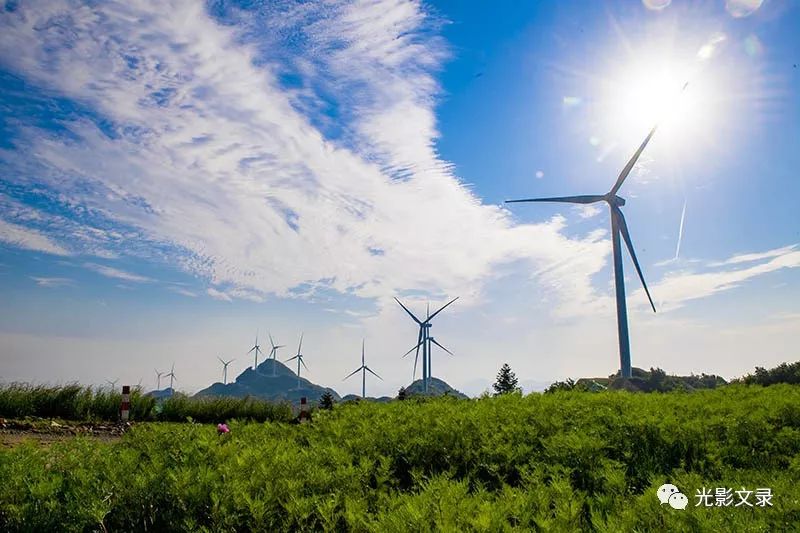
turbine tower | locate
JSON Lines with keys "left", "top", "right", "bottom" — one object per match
{"left": 218, "top": 356, "right": 235, "bottom": 385}
{"left": 395, "top": 296, "right": 458, "bottom": 393}
{"left": 343, "top": 339, "right": 382, "bottom": 398}
{"left": 504, "top": 100, "right": 682, "bottom": 377}
{"left": 155, "top": 369, "right": 164, "bottom": 390}
{"left": 285, "top": 333, "right": 309, "bottom": 389}
{"left": 165, "top": 363, "right": 177, "bottom": 392}
{"left": 247, "top": 331, "right": 264, "bottom": 370}
{"left": 267, "top": 333, "right": 285, "bottom": 377}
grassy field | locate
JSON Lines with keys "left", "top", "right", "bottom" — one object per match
{"left": 1, "top": 385, "right": 799, "bottom": 531}
{"left": 0, "top": 383, "right": 292, "bottom": 423}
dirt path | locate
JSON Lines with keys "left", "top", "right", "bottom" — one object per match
{"left": 0, "top": 418, "right": 127, "bottom": 447}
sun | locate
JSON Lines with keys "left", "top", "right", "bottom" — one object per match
{"left": 596, "top": 37, "right": 721, "bottom": 154}
{"left": 601, "top": 57, "right": 717, "bottom": 151}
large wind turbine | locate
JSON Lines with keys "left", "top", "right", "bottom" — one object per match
{"left": 396, "top": 297, "right": 458, "bottom": 393}
{"left": 165, "top": 363, "right": 177, "bottom": 392}
{"left": 285, "top": 333, "right": 309, "bottom": 389}
{"left": 247, "top": 331, "right": 264, "bottom": 370}
{"left": 218, "top": 356, "right": 235, "bottom": 385}
{"left": 504, "top": 95, "right": 685, "bottom": 377}
{"left": 267, "top": 333, "right": 285, "bottom": 377}
{"left": 155, "top": 369, "right": 164, "bottom": 390}
{"left": 343, "top": 339, "right": 382, "bottom": 398}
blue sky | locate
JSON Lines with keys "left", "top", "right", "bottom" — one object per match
{"left": 1, "top": 0, "right": 798, "bottom": 396}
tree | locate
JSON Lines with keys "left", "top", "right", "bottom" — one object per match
{"left": 397, "top": 387, "right": 407, "bottom": 401}
{"left": 493, "top": 363, "right": 520, "bottom": 395}
{"left": 545, "top": 378, "right": 575, "bottom": 394}
{"left": 318, "top": 391, "right": 335, "bottom": 410}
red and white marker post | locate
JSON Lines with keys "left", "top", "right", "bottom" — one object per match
{"left": 299, "top": 396, "right": 310, "bottom": 423}
{"left": 120, "top": 385, "right": 130, "bottom": 422}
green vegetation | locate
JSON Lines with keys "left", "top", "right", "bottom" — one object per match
{"left": 546, "top": 367, "right": 727, "bottom": 393}
{"left": 736, "top": 361, "right": 800, "bottom": 386}
{"left": 2, "top": 385, "right": 799, "bottom": 531}
{"left": 0, "top": 384, "right": 292, "bottom": 424}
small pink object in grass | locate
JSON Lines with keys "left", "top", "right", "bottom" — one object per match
{"left": 217, "top": 423, "right": 230, "bottom": 434}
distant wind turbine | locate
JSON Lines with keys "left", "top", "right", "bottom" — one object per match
{"left": 165, "top": 363, "right": 177, "bottom": 392}
{"left": 155, "top": 369, "right": 165, "bottom": 390}
{"left": 285, "top": 333, "right": 309, "bottom": 389}
{"left": 343, "top": 339, "right": 382, "bottom": 398}
{"left": 247, "top": 331, "right": 264, "bottom": 370}
{"left": 396, "top": 296, "right": 458, "bottom": 393}
{"left": 267, "top": 333, "right": 285, "bottom": 377}
{"left": 106, "top": 378, "right": 119, "bottom": 392}
{"left": 504, "top": 85, "right": 688, "bottom": 378}
{"left": 218, "top": 356, "right": 235, "bottom": 385}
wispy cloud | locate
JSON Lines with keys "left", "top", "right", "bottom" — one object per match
{"left": 708, "top": 244, "right": 797, "bottom": 267}
{"left": 632, "top": 245, "right": 800, "bottom": 311}
{"left": 84, "top": 262, "right": 153, "bottom": 283}
{"left": 207, "top": 288, "right": 232, "bottom": 302}
{"left": 0, "top": 0, "right": 608, "bottom": 308}
{"left": 0, "top": 219, "right": 70, "bottom": 256}
{"left": 167, "top": 286, "right": 198, "bottom": 298}
{"left": 30, "top": 276, "right": 75, "bottom": 288}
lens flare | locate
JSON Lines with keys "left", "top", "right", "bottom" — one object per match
{"left": 642, "top": 0, "right": 671, "bottom": 11}
{"left": 725, "top": 0, "right": 764, "bottom": 18}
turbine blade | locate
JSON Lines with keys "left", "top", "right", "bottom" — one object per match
{"left": 343, "top": 367, "right": 361, "bottom": 381}
{"left": 430, "top": 337, "right": 454, "bottom": 355}
{"left": 218, "top": 356, "right": 225, "bottom": 364}
{"left": 394, "top": 297, "right": 422, "bottom": 325}
{"left": 269, "top": 333, "right": 275, "bottom": 348}
{"left": 403, "top": 339, "right": 424, "bottom": 357}
{"left": 505, "top": 195, "right": 605, "bottom": 205}
{"left": 285, "top": 355, "right": 299, "bottom": 362}
{"left": 247, "top": 346, "right": 256, "bottom": 354}
{"left": 427, "top": 296, "right": 459, "bottom": 322}
{"left": 365, "top": 367, "right": 383, "bottom": 380}
{"left": 614, "top": 207, "right": 657, "bottom": 313}
{"left": 300, "top": 358, "right": 309, "bottom": 372}
{"left": 610, "top": 126, "right": 658, "bottom": 195}
{"left": 412, "top": 350, "right": 419, "bottom": 380}
{"left": 297, "top": 333, "right": 303, "bottom": 354}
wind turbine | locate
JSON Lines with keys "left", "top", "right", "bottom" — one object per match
{"left": 396, "top": 296, "right": 458, "bottom": 393}
{"left": 106, "top": 378, "right": 119, "bottom": 392}
{"left": 267, "top": 333, "right": 285, "bottom": 377}
{"left": 165, "top": 363, "right": 177, "bottom": 392}
{"left": 503, "top": 86, "right": 688, "bottom": 378}
{"left": 285, "top": 333, "right": 309, "bottom": 389}
{"left": 155, "top": 369, "right": 164, "bottom": 390}
{"left": 343, "top": 339, "right": 382, "bottom": 398}
{"left": 247, "top": 331, "right": 264, "bottom": 370}
{"left": 218, "top": 356, "right": 235, "bottom": 385}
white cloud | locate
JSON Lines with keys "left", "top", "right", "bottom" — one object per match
{"left": 207, "top": 288, "right": 233, "bottom": 302}
{"left": 0, "top": 219, "right": 71, "bottom": 256}
{"left": 632, "top": 246, "right": 800, "bottom": 311}
{"left": 83, "top": 262, "right": 153, "bottom": 283}
{"left": 30, "top": 276, "right": 75, "bottom": 288}
{"left": 167, "top": 286, "right": 198, "bottom": 298}
{"left": 0, "top": 0, "right": 608, "bottom": 309}
{"left": 575, "top": 204, "right": 602, "bottom": 219}
{"left": 708, "top": 244, "right": 797, "bottom": 267}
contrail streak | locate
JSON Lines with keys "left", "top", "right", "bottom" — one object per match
{"left": 674, "top": 199, "right": 687, "bottom": 260}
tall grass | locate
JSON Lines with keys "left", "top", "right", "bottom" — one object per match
{"left": 0, "top": 385, "right": 799, "bottom": 531}
{"left": 0, "top": 383, "right": 291, "bottom": 423}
